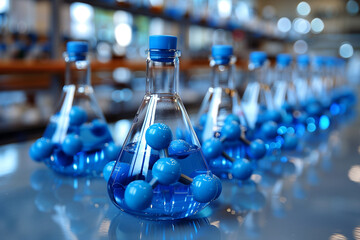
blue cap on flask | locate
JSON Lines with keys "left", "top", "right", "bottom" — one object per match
{"left": 297, "top": 54, "right": 310, "bottom": 66}
{"left": 325, "top": 57, "right": 336, "bottom": 67}
{"left": 67, "top": 41, "right": 88, "bottom": 54}
{"left": 313, "top": 56, "right": 325, "bottom": 67}
{"left": 149, "top": 35, "right": 177, "bottom": 50}
{"left": 149, "top": 35, "right": 177, "bottom": 62}
{"left": 211, "top": 45, "right": 233, "bottom": 65}
{"left": 276, "top": 53, "right": 292, "bottom": 67}
{"left": 67, "top": 41, "right": 88, "bottom": 61}
{"left": 249, "top": 51, "right": 267, "bottom": 67}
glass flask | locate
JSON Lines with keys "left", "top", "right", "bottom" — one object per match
{"left": 242, "top": 52, "right": 279, "bottom": 131}
{"left": 294, "top": 55, "right": 312, "bottom": 108}
{"left": 29, "top": 42, "right": 116, "bottom": 177}
{"left": 107, "top": 35, "right": 220, "bottom": 220}
{"left": 195, "top": 45, "right": 247, "bottom": 142}
{"left": 330, "top": 58, "right": 356, "bottom": 115}
{"left": 194, "top": 45, "right": 264, "bottom": 179}
{"left": 242, "top": 52, "right": 299, "bottom": 158}
{"left": 272, "top": 54, "right": 297, "bottom": 113}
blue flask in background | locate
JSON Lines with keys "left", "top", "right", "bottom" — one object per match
{"left": 29, "top": 42, "right": 117, "bottom": 177}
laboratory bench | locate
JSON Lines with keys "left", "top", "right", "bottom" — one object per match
{"left": 1, "top": 109, "right": 360, "bottom": 240}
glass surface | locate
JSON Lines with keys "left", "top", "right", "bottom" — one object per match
{"left": 0, "top": 105, "right": 359, "bottom": 239}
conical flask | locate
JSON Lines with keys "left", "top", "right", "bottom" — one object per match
{"left": 107, "top": 36, "right": 220, "bottom": 220}
{"left": 195, "top": 45, "right": 248, "bottom": 142}
{"left": 193, "top": 45, "right": 266, "bottom": 179}
{"left": 242, "top": 52, "right": 279, "bottom": 130}
{"left": 272, "top": 54, "right": 298, "bottom": 113}
{"left": 242, "top": 52, "right": 299, "bottom": 153}
{"left": 29, "top": 42, "right": 116, "bottom": 177}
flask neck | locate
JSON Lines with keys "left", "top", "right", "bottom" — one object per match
{"left": 296, "top": 64, "right": 310, "bottom": 80}
{"left": 210, "top": 57, "right": 235, "bottom": 89}
{"left": 146, "top": 50, "right": 180, "bottom": 95}
{"left": 64, "top": 52, "right": 91, "bottom": 86}
{"left": 249, "top": 63, "right": 269, "bottom": 85}
{"left": 276, "top": 65, "right": 292, "bottom": 82}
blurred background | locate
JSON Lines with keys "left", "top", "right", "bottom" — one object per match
{"left": 0, "top": 0, "right": 359, "bottom": 144}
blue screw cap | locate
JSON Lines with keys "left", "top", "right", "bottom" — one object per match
{"left": 313, "top": 56, "right": 325, "bottom": 67}
{"left": 297, "top": 54, "right": 310, "bottom": 66}
{"left": 277, "top": 53, "right": 292, "bottom": 67}
{"left": 149, "top": 35, "right": 177, "bottom": 50}
{"left": 325, "top": 57, "right": 337, "bottom": 67}
{"left": 67, "top": 41, "right": 88, "bottom": 54}
{"left": 249, "top": 51, "right": 267, "bottom": 67}
{"left": 212, "top": 45, "right": 233, "bottom": 58}
{"left": 212, "top": 45, "right": 233, "bottom": 65}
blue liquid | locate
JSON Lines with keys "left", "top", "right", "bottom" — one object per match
{"left": 42, "top": 121, "right": 113, "bottom": 177}
{"left": 107, "top": 143, "right": 209, "bottom": 220}
{"left": 209, "top": 140, "right": 246, "bottom": 179}
{"left": 43, "top": 146, "right": 109, "bottom": 177}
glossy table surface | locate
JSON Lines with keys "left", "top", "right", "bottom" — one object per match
{"left": 1, "top": 112, "right": 360, "bottom": 240}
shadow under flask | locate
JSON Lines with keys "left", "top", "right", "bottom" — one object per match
{"left": 29, "top": 42, "right": 115, "bottom": 177}
{"left": 107, "top": 35, "right": 219, "bottom": 220}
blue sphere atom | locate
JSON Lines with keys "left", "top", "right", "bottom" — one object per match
{"left": 104, "top": 142, "right": 121, "bottom": 160}
{"left": 282, "top": 134, "right": 298, "bottom": 150}
{"left": 224, "top": 114, "right": 241, "bottom": 124}
{"left": 191, "top": 174, "right": 218, "bottom": 203}
{"left": 306, "top": 102, "right": 323, "bottom": 116}
{"left": 29, "top": 138, "right": 54, "bottom": 161}
{"left": 264, "top": 110, "right": 282, "bottom": 123}
{"left": 103, "top": 161, "right": 115, "bottom": 182}
{"left": 202, "top": 138, "right": 223, "bottom": 159}
{"left": 145, "top": 123, "right": 173, "bottom": 150}
{"left": 168, "top": 139, "right": 191, "bottom": 158}
{"left": 69, "top": 106, "right": 88, "bottom": 126}
{"left": 62, "top": 134, "right": 83, "bottom": 156}
{"left": 91, "top": 119, "right": 108, "bottom": 136}
{"left": 261, "top": 121, "right": 278, "bottom": 139}
{"left": 248, "top": 139, "right": 266, "bottom": 159}
{"left": 152, "top": 158, "right": 181, "bottom": 185}
{"left": 221, "top": 121, "right": 241, "bottom": 141}
{"left": 232, "top": 158, "right": 253, "bottom": 180}
{"left": 124, "top": 180, "right": 153, "bottom": 210}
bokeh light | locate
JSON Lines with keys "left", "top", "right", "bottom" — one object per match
{"left": 339, "top": 43, "right": 354, "bottom": 58}
{"left": 329, "top": 233, "right": 347, "bottom": 240}
{"left": 115, "top": 23, "right": 132, "bottom": 47}
{"left": 277, "top": 17, "right": 292, "bottom": 33}
{"left": 293, "top": 18, "right": 311, "bottom": 34}
{"left": 348, "top": 165, "right": 360, "bottom": 183}
{"left": 346, "top": 0, "right": 359, "bottom": 15}
{"left": 293, "top": 40, "right": 308, "bottom": 54}
{"left": 311, "top": 18, "right": 324, "bottom": 33}
{"left": 297, "top": 2, "right": 311, "bottom": 16}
